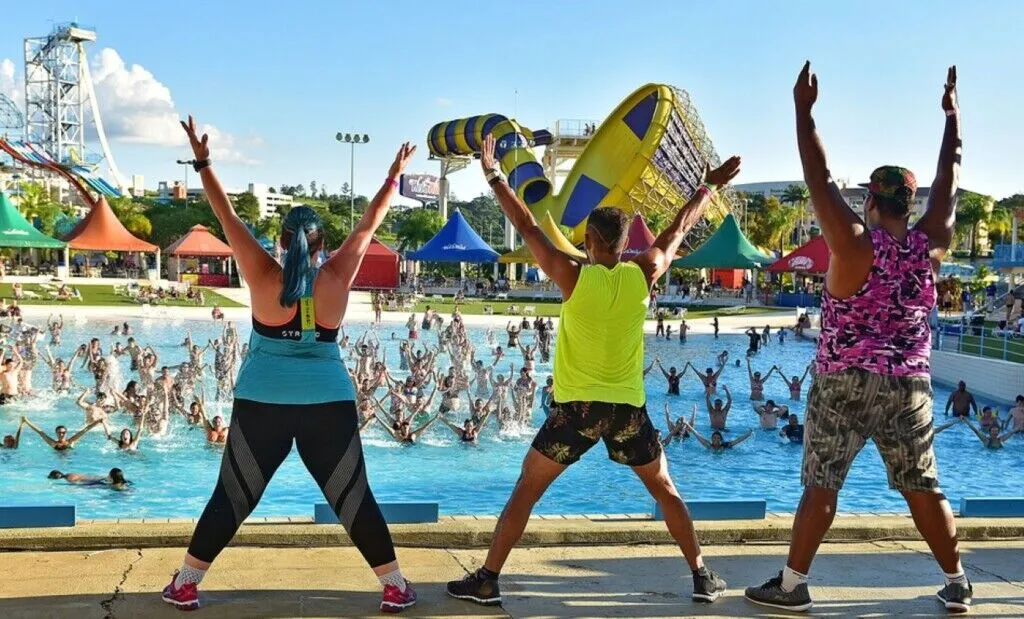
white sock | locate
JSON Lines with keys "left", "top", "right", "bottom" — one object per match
{"left": 174, "top": 564, "right": 207, "bottom": 588}
{"left": 944, "top": 570, "right": 968, "bottom": 586}
{"left": 781, "top": 566, "right": 808, "bottom": 593}
{"left": 378, "top": 568, "right": 407, "bottom": 592}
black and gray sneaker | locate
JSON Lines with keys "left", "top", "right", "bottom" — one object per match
{"left": 744, "top": 571, "right": 813, "bottom": 612}
{"left": 692, "top": 566, "right": 727, "bottom": 602}
{"left": 936, "top": 580, "right": 972, "bottom": 613}
{"left": 446, "top": 570, "right": 502, "bottom": 606}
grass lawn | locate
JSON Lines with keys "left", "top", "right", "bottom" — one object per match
{"left": 0, "top": 283, "right": 245, "bottom": 308}
{"left": 409, "top": 298, "right": 789, "bottom": 319}
{"left": 950, "top": 334, "right": 1024, "bottom": 364}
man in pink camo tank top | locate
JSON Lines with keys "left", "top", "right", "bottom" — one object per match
{"left": 745, "top": 64, "right": 969, "bottom": 614}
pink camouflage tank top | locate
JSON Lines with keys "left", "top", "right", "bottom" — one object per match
{"left": 816, "top": 228, "right": 935, "bottom": 377}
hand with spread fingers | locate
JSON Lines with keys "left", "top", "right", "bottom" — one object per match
{"left": 389, "top": 142, "right": 417, "bottom": 179}
{"left": 179, "top": 115, "right": 210, "bottom": 161}
{"left": 480, "top": 134, "right": 498, "bottom": 173}
{"left": 705, "top": 156, "right": 742, "bottom": 188}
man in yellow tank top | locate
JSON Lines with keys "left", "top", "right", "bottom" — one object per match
{"left": 446, "top": 134, "right": 741, "bottom": 608}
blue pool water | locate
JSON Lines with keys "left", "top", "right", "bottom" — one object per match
{"left": 0, "top": 316, "right": 1020, "bottom": 519}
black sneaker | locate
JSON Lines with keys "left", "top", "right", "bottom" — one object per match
{"left": 936, "top": 580, "right": 972, "bottom": 613}
{"left": 446, "top": 570, "right": 502, "bottom": 606}
{"left": 744, "top": 571, "right": 813, "bottom": 612}
{"left": 692, "top": 566, "right": 727, "bottom": 602}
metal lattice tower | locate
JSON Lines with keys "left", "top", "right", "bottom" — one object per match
{"left": 0, "top": 94, "right": 23, "bottom": 132}
{"left": 23, "top": 23, "right": 96, "bottom": 165}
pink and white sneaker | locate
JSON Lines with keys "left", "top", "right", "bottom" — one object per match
{"left": 380, "top": 580, "right": 417, "bottom": 613}
{"left": 161, "top": 572, "right": 200, "bottom": 611}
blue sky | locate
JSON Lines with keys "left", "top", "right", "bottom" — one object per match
{"left": 1, "top": 1, "right": 1022, "bottom": 203}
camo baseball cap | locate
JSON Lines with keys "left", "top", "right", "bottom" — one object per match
{"left": 868, "top": 166, "right": 917, "bottom": 201}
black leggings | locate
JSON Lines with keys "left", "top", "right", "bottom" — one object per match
{"left": 187, "top": 399, "right": 396, "bottom": 567}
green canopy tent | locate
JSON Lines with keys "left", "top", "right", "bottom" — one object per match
{"left": 0, "top": 191, "right": 67, "bottom": 249}
{"left": 671, "top": 214, "right": 773, "bottom": 269}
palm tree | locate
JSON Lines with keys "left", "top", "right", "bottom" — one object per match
{"left": 256, "top": 215, "right": 282, "bottom": 244}
{"left": 109, "top": 196, "right": 153, "bottom": 239}
{"left": 395, "top": 208, "right": 442, "bottom": 251}
{"left": 955, "top": 192, "right": 992, "bottom": 258}
{"left": 781, "top": 183, "right": 810, "bottom": 245}
{"left": 645, "top": 211, "right": 669, "bottom": 235}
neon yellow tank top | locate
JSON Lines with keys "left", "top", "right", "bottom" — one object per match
{"left": 554, "top": 261, "right": 649, "bottom": 406}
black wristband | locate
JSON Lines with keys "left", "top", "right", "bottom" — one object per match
{"left": 193, "top": 159, "right": 211, "bottom": 173}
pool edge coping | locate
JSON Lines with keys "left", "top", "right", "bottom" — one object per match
{"left": 4, "top": 515, "right": 1024, "bottom": 552}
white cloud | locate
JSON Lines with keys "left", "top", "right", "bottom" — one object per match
{"left": 88, "top": 48, "right": 259, "bottom": 164}
{"left": 0, "top": 58, "right": 23, "bottom": 110}
{"left": 435, "top": 97, "right": 453, "bottom": 107}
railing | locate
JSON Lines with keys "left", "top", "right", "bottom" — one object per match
{"left": 992, "top": 244, "right": 1024, "bottom": 268}
{"left": 554, "top": 119, "right": 600, "bottom": 139}
{"left": 932, "top": 317, "right": 1024, "bottom": 363}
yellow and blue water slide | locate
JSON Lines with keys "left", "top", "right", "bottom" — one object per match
{"left": 427, "top": 115, "right": 553, "bottom": 208}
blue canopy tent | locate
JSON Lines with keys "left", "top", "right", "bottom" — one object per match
{"left": 407, "top": 210, "right": 499, "bottom": 263}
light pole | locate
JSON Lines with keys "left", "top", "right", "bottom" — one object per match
{"left": 335, "top": 132, "right": 370, "bottom": 230}
{"left": 176, "top": 159, "right": 196, "bottom": 207}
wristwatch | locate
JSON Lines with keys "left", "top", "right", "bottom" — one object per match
{"left": 485, "top": 168, "right": 504, "bottom": 184}
{"left": 193, "top": 159, "right": 212, "bottom": 172}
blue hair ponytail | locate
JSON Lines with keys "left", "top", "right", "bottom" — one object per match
{"left": 279, "top": 206, "right": 322, "bottom": 307}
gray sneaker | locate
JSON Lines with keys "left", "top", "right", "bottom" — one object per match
{"left": 744, "top": 572, "right": 813, "bottom": 612}
{"left": 936, "top": 580, "right": 972, "bottom": 613}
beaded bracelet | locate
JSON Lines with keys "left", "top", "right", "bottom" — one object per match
{"left": 385, "top": 177, "right": 399, "bottom": 188}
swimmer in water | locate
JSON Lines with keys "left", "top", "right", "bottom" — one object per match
{"left": 687, "top": 425, "right": 754, "bottom": 451}
{"left": 2, "top": 419, "right": 25, "bottom": 448}
{"left": 775, "top": 363, "right": 813, "bottom": 401}
{"left": 755, "top": 400, "right": 790, "bottom": 429}
{"left": 48, "top": 467, "right": 130, "bottom": 490}
{"left": 654, "top": 360, "right": 683, "bottom": 396}
{"left": 378, "top": 414, "right": 440, "bottom": 444}
{"left": 102, "top": 413, "right": 148, "bottom": 452}
{"left": 663, "top": 403, "right": 697, "bottom": 446}
{"left": 21, "top": 417, "right": 102, "bottom": 451}
{"left": 706, "top": 385, "right": 733, "bottom": 430}
{"left": 747, "top": 358, "right": 775, "bottom": 401}
{"left": 684, "top": 362, "right": 725, "bottom": 397}
{"left": 964, "top": 419, "right": 1015, "bottom": 449}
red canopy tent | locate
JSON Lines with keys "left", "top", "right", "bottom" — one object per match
{"left": 766, "top": 235, "right": 830, "bottom": 273}
{"left": 346, "top": 238, "right": 400, "bottom": 289}
{"left": 621, "top": 213, "right": 656, "bottom": 258}
{"left": 62, "top": 196, "right": 160, "bottom": 278}
{"left": 165, "top": 225, "right": 235, "bottom": 286}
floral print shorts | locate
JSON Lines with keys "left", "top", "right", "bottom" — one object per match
{"left": 531, "top": 400, "right": 662, "bottom": 467}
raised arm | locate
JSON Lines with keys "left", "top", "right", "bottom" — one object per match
{"left": 22, "top": 417, "right": 57, "bottom": 447}
{"left": 67, "top": 420, "right": 103, "bottom": 446}
{"left": 324, "top": 143, "right": 416, "bottom": 287}
{"left": 964, "top": 420, "right": 987, "bottom": 444}
{"left": 130, "top": 412, "right": 147, "bottom": 449}
{"left": 633, "top": 158, "right": 741, "bottom": 288}
{"left": 686, "top": 423, "right": 712, "bottom": 449}
{"left": 723, "top": 385, "right": 733, "bottom": 413}
{"left": 914, "top": 66, "right": 960, "bottom": 264}
{"left": 180, "top": 117, "right": 279, "bottom": 287}
{"left": 793, "top": 62, "right": 872, "bottom": 269}
{"left": 481, "top": 134, "right": 581, "bottom": 297}
{"left": 729, "top": 429, "right": 754, "bottom": 448}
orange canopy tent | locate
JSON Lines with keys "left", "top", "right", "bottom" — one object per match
{"left": 61, "top": 196, "right": 160, "bottom": 278}
{"left": 166, "top": 225, "right": 233, "bottom": 257}
{"left": 165, "top": 224, "right": 234, "bottom": 286}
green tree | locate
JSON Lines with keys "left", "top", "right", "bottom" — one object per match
{"left": 394, "top": 207, "right": 443, "bottom": 251}
{"left": 256, "top": 215, "right": 282, "bottom": 244}
{"left": 13, "top": 181, "right": 65, "bottom": 235}
{"left": 781, "top": 183, "right": 810, "bottom": 245}
{"left": 147, "top": 201, "right": 223, "bottom": 247}
{"left": 747, "top": 196, "right": 799, "bottom": 253}
{"left": 645, "top": 211, "right": 669, "bottom": 235}
{"left": 234, "top": 192, "right": 261, "bottom": 224}
{"left": 310, "top": 180, "right": 317, "bottom": 198}
{"left": 955, "top": 191, "right": 993, "bottom": 258}
{"left": 108, "top": 196, "right": 153, "bottom": 239}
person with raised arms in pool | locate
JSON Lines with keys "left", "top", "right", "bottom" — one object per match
{"left": 662, "top": 403, "right": 697, "bottom": 447}
{"left": 101, "top": 412, "right": 147, "bottom": 452}
{"left": 0, "top": 345, "right": 23, "bottom": 403}
{"left": 160, "top": 117, "right": 419, "bottom": 614}
{"left": 745, "top": 64, "right": 970, "bottom": 613}
{"left": 654, "top": 359, "right": 683, "bottom": 396}
{"left": 775, "top": 362, "right": 813, "bottom": 401}
{"left": 684, "top": 361, "right": 725, "bottom": 397}
{"left": 963, "top": 419, "right": 1016, "bottom": 449}
{"left": 2, "top": 418, "right": 24, "bottom": 449}
{"left": 706, "top": 385, "right": 733, "bottom": 430}
{"left": 755, "top": 400, "right": 790, "bottom": 430}
{"left": 746, "top": 357, "right": 775, "bottom": 401}
{"left": 685, "top": 424, "right": 754, "bottom": 452}
{"left": 446, "top": 133, "right": 740, "bottom": 608}
{"left": 21, "top": 416, "right": 103, "bottom": 451}
{"left": 48, "top": 467, "right": 130, "bottom": 490}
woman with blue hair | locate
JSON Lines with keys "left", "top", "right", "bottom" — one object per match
{"left": 162, "top": 116, "right": 418, "bottom": 614}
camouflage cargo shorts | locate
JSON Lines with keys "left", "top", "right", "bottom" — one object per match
{"left": 532, "top": 400, "right": 662, "bottom": 467}
{"left": 802, "top": 368, "right": 939, "bottom": 492}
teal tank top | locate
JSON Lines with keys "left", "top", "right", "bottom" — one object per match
{"left": 233, "top": 269, "right": 355, "bottom": 404}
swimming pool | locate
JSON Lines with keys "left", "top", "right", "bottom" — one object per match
{"left": 0, "top": 316, "right": 1019, "bottom": 519}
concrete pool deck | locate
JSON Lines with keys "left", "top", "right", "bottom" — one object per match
{"left": 2, "top": 541, "right": 1022, "bottom": 617}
